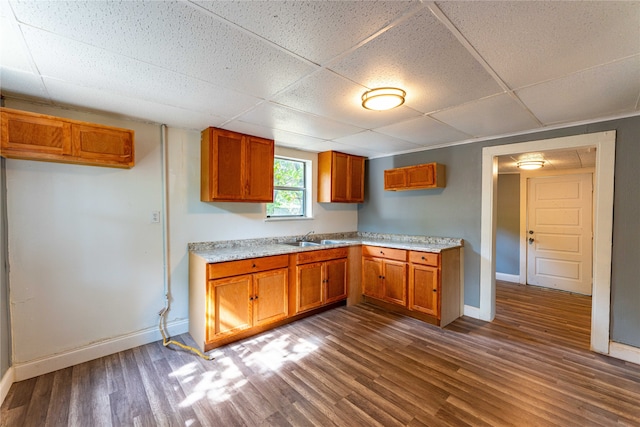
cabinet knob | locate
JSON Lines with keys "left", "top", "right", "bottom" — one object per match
{"left": 249, "top": 296, "right": 254, "bottom": 301}
{"left": 252, "top": 263, "right": 256, "bottom": 268}
{"left": 255, "top": 295, "right": 259, "bottom": 300}
{"left": 433, "top": 289, "right": 437, "bottom": 292}
{"left": 422, "top": 256, "right": 426, "bottom": 260}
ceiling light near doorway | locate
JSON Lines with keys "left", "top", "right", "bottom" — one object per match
{"left": 362, "top": 87, "right": 406, "bottom": 111}
{"left": 517, "top": 159, "right": 545, "bottom": 170}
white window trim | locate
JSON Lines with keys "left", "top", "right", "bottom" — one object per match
{"left": 264, "top": 155, "right": 313, "bottom": 221}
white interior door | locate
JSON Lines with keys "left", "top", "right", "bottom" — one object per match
{"left": 527, "top": 174, "right": 593, "bottom": 295}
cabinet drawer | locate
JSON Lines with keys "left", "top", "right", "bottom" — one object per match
{"left": 208, "top": 255, "right": 288, "bottom": 279}
{"left": 363, "top": 245, "right": 407, "bottom": 262}
{"left": 409, "top": 251, "right": 439, "bottom": 267}
{"left": 296, "top": 247, "right": 348, "bottom": 265}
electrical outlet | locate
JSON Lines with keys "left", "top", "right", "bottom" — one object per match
{"left": 151, "top": 211, "right": 161, "bottom": 223}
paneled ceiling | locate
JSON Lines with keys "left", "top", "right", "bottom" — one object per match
{"left": 1, "top": 1, "right": 639, "bottom": 159}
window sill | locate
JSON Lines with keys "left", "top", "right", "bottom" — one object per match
{"left": 264, "top": 216, "right": 314, "bottom": 222}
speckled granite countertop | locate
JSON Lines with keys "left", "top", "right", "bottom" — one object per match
{"left": 189, "top": 232, "right": 463, "bottom": 264}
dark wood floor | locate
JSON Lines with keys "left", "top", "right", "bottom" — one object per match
{"left": 2, "top": 281, "right": 639, "bottom": 426}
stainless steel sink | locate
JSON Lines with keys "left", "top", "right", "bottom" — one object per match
{"left": 282, "top": 241, "right": 320, "bottom": 247}
{"left": 320, "top": 240, "right": 343, "bottom": 244}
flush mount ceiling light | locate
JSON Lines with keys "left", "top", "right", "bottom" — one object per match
{"left": 517, "top": 159, "right": 545, "bottom": 170}
{"left": 362, "top": 87, "right": 406, "bottom": 111}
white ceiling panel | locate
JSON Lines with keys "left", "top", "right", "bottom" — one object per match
{"left": 273, "top": 69, "right": 422, "bottom": 129}
{"left": 0, "top": 15, "right": 33, "bottom": 72}
{"left": 374, "top": 116, "right": 471, "bottom": 146}
{"left": 221, "top": 121, "right": 327, "bottom": 151}
{"left": 233, "top": 102, "right": 364, "bottom": 141}
{"left": 438, "top": 1, "right": 640, "bottom": 89}
{"left": 516, "top": 56, "right": 640, "bottom": 125}
{"left": 432, "top": 94, "right": 540, "bottom": 137}
{"left": 44, "top": 78, "right": 226, "bottom": 131}
{"left": 0, "top": 68, "right": 48, "bottom": 101}
{"left": 193, "top": 0, "right": 421, "bottom": 65}
{"left": 330, "top": 7, "right": 503, "bottom": 114}
{"left": 303, "top": 140, "right": 383, "bottom": 158}
{"left": 333, "top": 130, "right": 422, "bottom": 156}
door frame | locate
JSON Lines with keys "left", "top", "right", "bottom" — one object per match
{"left": 519, "top": 168, "right": 595, "bottom": 288}
{"left": 479, "top": 130, "right": 615, "bottom": 355}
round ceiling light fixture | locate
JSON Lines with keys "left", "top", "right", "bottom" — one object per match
{"left": 362, "top": 87, "right": 406, "bottom": 111}
{"left": 517, "top": 159, "right": 545, "bottom": 170}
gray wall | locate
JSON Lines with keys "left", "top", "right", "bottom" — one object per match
{"left": 1, "top": 157, "right": 9, "bottom": 379}
{"left": 359, "top": 115, "right": 640, "bottom": 348}
{"left": 496, "top": 174, "right": 520, "bottom": 276}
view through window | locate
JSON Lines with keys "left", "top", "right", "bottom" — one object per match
{"left": 266, "top": 157, "right": 308, "bottom": 218}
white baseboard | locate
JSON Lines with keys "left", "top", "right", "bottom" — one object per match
{"left": 609, "top": 341, "right": 640, "bottom": 366}
{"left": 496, "top": 272, "right": 520, "bottom": 283}
{"left": 13, "top": 319, "right": 189, "bottom": 382}
{"left": 0, "top": 366, "right": 15, "bottom": 407}
{"left": 463, "top": 304, "right": 481, "bottom": 319}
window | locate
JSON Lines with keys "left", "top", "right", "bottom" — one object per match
{"left": 266, "top": 157, "right": 311, "bottom": 218}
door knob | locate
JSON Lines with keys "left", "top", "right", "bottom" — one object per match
{"left": 528, "top": 238, "right": 534, "bottom": 244}
{"left": 528, "top": 230, "right": 534, "bottom": 235}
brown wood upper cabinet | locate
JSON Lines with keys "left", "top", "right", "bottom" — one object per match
{"left": 317, "top": 150, "right": 365, "bottom": 203}
{"left": 384, "top": 162, "right": 445, "bottom": 191}
{"left": 200, "top": 127, "right": 274, "bottom": 202}
{"left": 0, "top": 107, "right": 134, "bottom": 168}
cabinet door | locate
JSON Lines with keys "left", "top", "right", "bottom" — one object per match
{"left": 245, "top": 136, "right": 274, "bottom": 202}
{"left": 71, "top": 124, "right": 134, "bottom": 167}
{"left": 406, "top": 164, "right": 434, "bottom": 188}
{"left": 409, "top": 264, "right": 439, "bottom": 317}
{"left": 331, "top": 151, "right": 349, "bottom": 202}
{"left": 253, "top": 268, "right": 288, "bottom": 326}
{"left": 383, "top": 260, "right": 407, "bottom": 306}
{"left": 348, "top": 155, "right": 365, "bottom": 203}
{"left": 362, "top": 257, "right": 383, "bottom": 299}
{"left": 297, "top": 262, "right": 324, "bottom": 313}
{"left": 1, "top": 110, "right": 72, "bottom": 157}
{"left": 324, "top": 258, "right": 347, "bottom": 304}
{"left": 208, "top": 275, "right": 253, "bottom": 341}
{"left": 211, "top": 129, "right": 244, "bottom": 200}
{"left": 384, "top": 169, "right": 406, "bottom": 190}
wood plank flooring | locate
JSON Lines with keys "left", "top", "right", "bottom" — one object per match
{"left": 2, "top": 281, "right": 640, "bottom": 426}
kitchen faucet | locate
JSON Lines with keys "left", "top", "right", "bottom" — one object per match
{"left": 299, "top": 231, "right": 315, "bottom": 242}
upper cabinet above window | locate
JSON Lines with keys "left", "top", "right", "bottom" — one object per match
{"left": 0, "top": 107, "right": 134, "bottom": 168}
{"left": 317, "top": 150, "right": 365, "bottom": 203}
{"left": 200, "top": 127, "right": 274, "bottom": 202}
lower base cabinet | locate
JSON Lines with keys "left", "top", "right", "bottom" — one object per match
{"left": 296, "top": 248, "right": 348, "bottom": 314}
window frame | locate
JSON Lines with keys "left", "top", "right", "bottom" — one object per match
{"left": 265, "top": 155, "right": 312, "bottom": 220}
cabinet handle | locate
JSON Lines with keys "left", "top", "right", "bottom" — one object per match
{"left": 421, "top": 256, "right": 426, "bottom": 260}
{"left": 252, "top": 263, "right": 256, "bottom": 268}
{"left": 249, "top": 296, "right": 254, "bottom": 301}
{"left": 255, "top": 295, "right": 259, "bottom": 300}
{"left": 433, "top": 289, "right": 437, "bottom": 293}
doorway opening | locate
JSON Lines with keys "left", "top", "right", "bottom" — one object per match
{"left": 479, "top": 131, "right": 616, "bottom": 355}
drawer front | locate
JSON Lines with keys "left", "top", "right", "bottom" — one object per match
{"left": 362, "top": 245, "right": 407, "bottom": 262}
{"left": 409, "top": 251, "right": 439, "bottom": 267}
{"left": 208, "top": 255, "right": 289, "bottom": 279}
{"left": 296, "top": 247, "right": 348, "bottom": 265}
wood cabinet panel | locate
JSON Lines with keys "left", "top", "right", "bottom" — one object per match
{"left": 297, "top": 262, "right": 324, "bottom": 313}
{"left": 409, "top": 251, "right": 439, "bottom": 267}
{"left": 201, "top": 127, "right": 274, "bottom": 202}
{"left": 325, "top": 258, "right": 347, "bottom": 303}
{"left": 384, "top": 163, "right": 445, "bottom": 191}
{"left": 253, "top": 269, "right": 288, "bottom": 327}
{"left": 362, "top": 245, "right": 407, "bottom": 262}
{"left": 295, "top": 247, "right": 348, "bottom": 264}
{"left": 317, "top": 150, "right": 365, "bottom": 203}
{"left": 362, "top": 257, "right": 383, "bottom": 299}
{"left": 1, "top": 108, "right": 134, "bottom": 168}
{"left": 208, "top": 255, "right": 289, "bottom": 280}
{"left": 207, "top": 275, "right": 253, "bottom": 341}
{"left": 409, "top": 264, "right": 439, "bottom": 317}
{"left": 383, "top": 260, "right": 407, "bottom": 306}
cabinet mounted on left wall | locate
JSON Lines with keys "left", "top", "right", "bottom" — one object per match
{"left": 201, "top": 127, "right": 274, "bottom": 202}
{"left": 0, "top": 107, "right": 134, "bottom": 168}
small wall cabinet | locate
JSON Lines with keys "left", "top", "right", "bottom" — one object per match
{"left": 317, "top": 150, "right": 365, "bottom": 203}
{"left": 295, "top": 248, "right": 348, "bottom": 313}
{"left": 200, "top": 127, "right": 274, "bottom": 202}
{"left": 384, "top": 163, "right": 445, "bottom": 191}
{"left": 0, "top": 107, "right": 134, "bottom": 168}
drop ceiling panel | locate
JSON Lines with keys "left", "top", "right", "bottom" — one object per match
{"left": 273, "top": 69, "right": 422, "bottom": 129}
{"left": 330, "top": 7, "right": 503, "bottom": 114}
{"left": 374, "top": 116, "right": 471, "bottom": 146}
{"left": 233, "top": 102, "right": 364, "bottom": 140}
{"left": 303, "top": 140, "right": 379, "bottom": 158}
{"left": 333, "top": 130, "right": 422, "bottom": 155}
{"left": 0, "top": 68, "right": 48, "bottom": 101}
{"left": 193, "top": 0, "right": 421, "bottom": 64}
{"left": 11, "top": 0, "right": 316, "bottom": 98}
{"left": 221, "top": 121, "right": 326, "bottom": 150}
{"left": 432, "top": 94, "right": 540, "bottom": 137}
{"left": 0, "top": 15, "right": 33, "bottom": 72}
{"left": 44, "top": 78, "right": 226, "bottom": 130}
{"left": 438, "top": 1, "right": 640, "bottom": 89}
{"left": 516, "top": 56, "right": 640, "bottom": 125}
